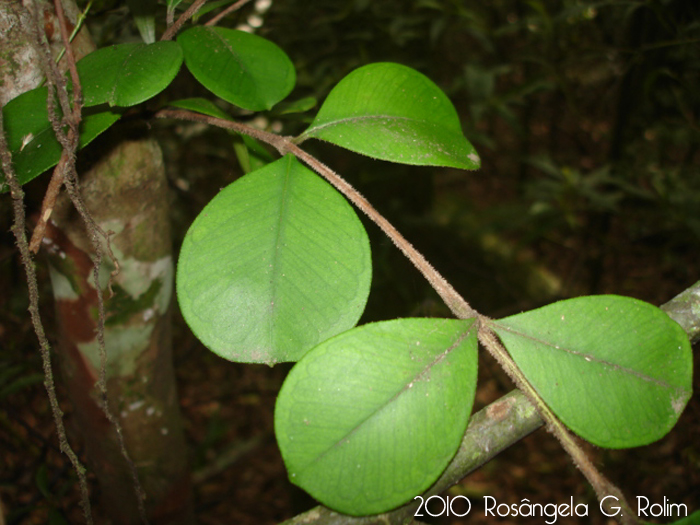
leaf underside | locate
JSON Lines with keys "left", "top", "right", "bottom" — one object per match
{"left": 275, "top": 317, "right": 479, "bottom": 515}
{"left": 492, "top": 295, "right": 693, "bottom": 448}
{"left": 177, "top": 155, "right": 372, "bottom": 364}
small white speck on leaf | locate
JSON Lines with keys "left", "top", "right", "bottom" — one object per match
{"left": 20, "top": 133, "right": 34, "bottom": 151}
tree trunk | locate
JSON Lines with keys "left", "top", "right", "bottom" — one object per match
{"left": 0, "top": 1, "right": 194, "bottom": 523}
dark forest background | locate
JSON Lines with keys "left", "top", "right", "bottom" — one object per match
{"left": 1, "top": 1, "right": 699, "bottom": 523}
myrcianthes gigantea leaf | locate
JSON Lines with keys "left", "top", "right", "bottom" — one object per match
{"left": 275, "top": 318, "right": 479, "bottom": 516}
{"left": 77, "top": 41, "right": 183, "bottom": 107}
{"left": 176, "top": 155, "right": 371, "bottom": 364}
{"left": 491, "top": 295, "right": 693, "bottom": 448}
{"left": 299, "top": 62, "right": 480, "bottom": 170}
{"left": 0, "top": 87, "right": 121, "bottom": 191}
{"left": 177, "top": 26, "right": 295, "bottom": 111}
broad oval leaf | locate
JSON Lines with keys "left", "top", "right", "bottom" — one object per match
{"left": 177, "top": 26, "right": 295, "bottom": 111}
{"left": 491, "top": 295, "right": 693, "bottom": 448}
{"left": 77, "top": 42, "right": 183, "bottom": 107}
{"left": 177, "top": 155, "right": 371, "bottom": 364}
{"left": 299, "top": 63, "right": 480, "bottom": 170}
{"left": 0, "top": 87, "right": 121, "bottom": 191}
{"left": 275, "top": 318, "right": 479, "bottom": 516}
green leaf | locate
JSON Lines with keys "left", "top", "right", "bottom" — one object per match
{"left": 233, "top": 134, "right": 275, "bottom": 173}
{"left": 77, "top": 42, "right": 183, "bottom": 107}
{"left": 166, "top": 0, "right": 185, "bottom": 11}
{"left": 0, "top": 87, "right": 121, "bottom": 192}
{"left": 127, "top": 0, "right": 157, "bottom": 43}
{"left": 177, "top": 155, "right": 371, "bottom": 364}
{"left": 35, "top": 465, "right": 52, "bottom": 499}
{"left": 491, "top": 295, "right": 693, "bottom": 448}
{"left": 299, "top": 63, "right": 480, "bottom": 170}
{"left": 275, "top": 318, "right": 478, "bottom": 516}
{"left": 47, "top": 509, "right": 70, "bottom": 525}
{"left": 169, "top": 97, "right": 232, "bottom": 120}
{"left": 272, "top": 96, "right": 318, "bottom": 116}
{"left": 177, "top": 26, "right": 295, "bottom": 111}
{"left": 166, "top": 0, "right": 184, "bottom": 23}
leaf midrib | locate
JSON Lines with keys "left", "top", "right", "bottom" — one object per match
{"left": 302, "top": 114, "right": 454, "bottom": 140}
{"left": 491, "top": 321, "right": 678, "bottom": 389}
{"left": 296, "top": 321, "right": 475, "bottom": 478}
{"left": 268, "top": 157, "right": 293, "bottom": 354}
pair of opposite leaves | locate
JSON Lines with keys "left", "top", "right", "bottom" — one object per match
{"left": 177, "top": 155, "right": 691, "bottom": 516}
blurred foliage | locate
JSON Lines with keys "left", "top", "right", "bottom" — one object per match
{"left": 258, "top": 0, "right": 700, "bottom": 311}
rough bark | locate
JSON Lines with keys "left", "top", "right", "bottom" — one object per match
{"left": 0, "top": 1, "right": 194, "bottom": 523}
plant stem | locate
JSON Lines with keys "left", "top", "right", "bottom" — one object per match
{"left": 477, "top": 327, "right": 637, "bottom": 524}
{"left": 161, "top": 0, "right": 209, "bottom": 41}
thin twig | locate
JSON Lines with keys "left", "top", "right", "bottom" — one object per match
{"left": 161, "top": 0, "right": 209, "bottom": 41}
{"left": 0, "top": 114, "right": 93, "bottom": 524}
{"left": 29, "top": 0, "right": 84, "bottom": 253}
{"left": 55, "top": 0, "right": 93, "bottom": 65}
{"left": 53, "top": 0, "right": 82, "bottom": 111}
{"left": 28, "top": 158, "right": 67, "bottom": 252}
{"left": 20, "top": 0, "right": 146, "bottom": 522}
{"left": 4, "top": 1, "right": 97, "bottom": 521}
{"left": 205, "top": 0, "right": 254, "bottom": 27}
